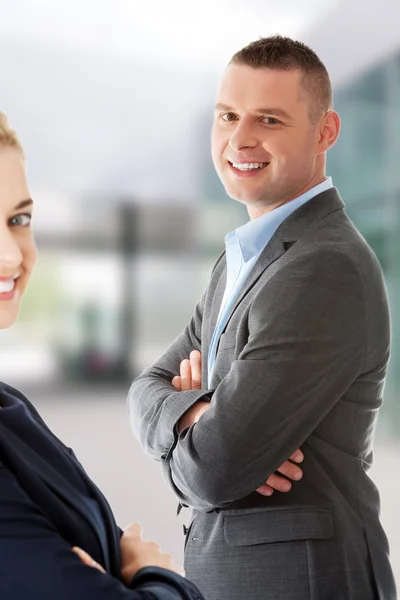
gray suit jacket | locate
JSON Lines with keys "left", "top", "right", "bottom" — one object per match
{"left": 128, "top": 188, "right": 397, "bottom": 600}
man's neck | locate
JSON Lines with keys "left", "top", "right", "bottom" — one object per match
{"left": 248, "top": 174, "right": 328, "bottom": 220}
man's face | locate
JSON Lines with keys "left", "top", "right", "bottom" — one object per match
{"left": 211, "top": 64, "right": 324, "bottom": 217}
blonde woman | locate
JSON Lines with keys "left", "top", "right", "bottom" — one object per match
{"left": 0, "top": 113, "right": 205, "bottom": 600}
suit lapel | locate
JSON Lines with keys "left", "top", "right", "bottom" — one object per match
{"left": 3, "top": 421, "right": 114, "bottom": 572}
{"left": 225, "top": 233, "right": 286, "bottom": 330}
{"left": 202, "top": 255, "right": 227, "bottom": 387}
{"left": 208, "top": 256, "right": 228, "bottom": 343}
{"left": 210, "top": 187, "right": 346, "bottom": 338}
{"left": 0, "top": 385, "right": 118, "bottom": 573}
{"left": 68, "top": 455, "right": 121, "bottom": 575}
{"left": 34, "top": 421, "right": 121, "bottom": 575}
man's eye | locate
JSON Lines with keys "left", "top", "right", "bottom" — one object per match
{"left": 221, "top": 113, "right": 237, "bottom": 122}
{"left": 263, "top": 117, "right": 280, "bottom": 125}
{"left": 9, "top": 213, "right": 32, "bottom": 227}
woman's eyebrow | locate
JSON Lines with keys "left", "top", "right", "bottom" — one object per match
{"left": 14, "top": 199, "right": 33, "bottom": 210}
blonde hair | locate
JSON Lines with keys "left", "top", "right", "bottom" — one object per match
{"left": 0, "top": 111, "right": 23, "bottom": 152}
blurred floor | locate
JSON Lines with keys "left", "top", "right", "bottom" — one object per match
{"left": 28, "top": 384, "right": 400, "bottom": 587}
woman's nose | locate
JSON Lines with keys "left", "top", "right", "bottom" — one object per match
{"left": 0, "top": 225, "right": 22, "bottom": 271}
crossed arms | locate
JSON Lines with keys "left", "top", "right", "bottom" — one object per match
{"left": 173, "top": 350, "right": 304, "bottom": 497}
{"left": 128, "top": 249, "right": 365, "bottom": 510}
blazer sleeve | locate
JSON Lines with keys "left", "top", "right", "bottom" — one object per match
{"left": 159, "top": 249, "right": 376, "bottom": 510}
{"left": 127, "top": 253, "right": 225, "bottom": 461}
{"left": 0, "top": 465, "right": 204, "bottom": 600}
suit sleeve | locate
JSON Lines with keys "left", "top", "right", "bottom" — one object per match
{"left": 160, "top": 249, "right": 370, "bottom": 510}
{"left": 0, "top": 466, "right": 204, "bottom": 600}
{"left": 127, "top": 253, "right": 225, "bottom": 461}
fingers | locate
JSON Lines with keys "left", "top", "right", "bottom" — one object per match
{"left": 72, "top": 547, "right": 106, "bottom": 573}
{"left": 180, "top": 359, "right": 192, "bottom": 391}
{"left": 189, "top": 350, "right": 202, "bottom": 389}
{"left": 289, "top": 449, "right": 304, "bottom": 463}
{"left": 171, "top": 375, "right": 182, "bottom": 391}
{"left": 265, "top": 472, "right": 293, "bottom": 492}
{"left": 256, "top": 451, "right": 304, "bottom": 496}
{"left": 173, "top": 352, "right": 202, "bottom": 392}
{"left": 120, "top": 524, "right": 185, "bottom": 584}
{"left": 262, "top": 460, "right": 303, "bottom": 493}
{"left": 276, "top": 459, "right": 303, "bottom": 482}
{"left": 255, "top": 483, "right": 274, "bottom": 497}
{"left": 124, "top": 523, "right": 143, "bottom": 539}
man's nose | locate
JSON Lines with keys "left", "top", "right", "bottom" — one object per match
{"left": 0, "top": 225, "right": 23, "bottom": 271}
{"left": 229, "top": 122, "right": 259, "bottom": 152}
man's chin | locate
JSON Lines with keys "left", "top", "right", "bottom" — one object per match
{"left": 225, "top": 189, "right": 267, "bottom": 207}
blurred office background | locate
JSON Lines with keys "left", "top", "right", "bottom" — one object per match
{"left": 0, "top": 0, "right": 399, "bottom": 587}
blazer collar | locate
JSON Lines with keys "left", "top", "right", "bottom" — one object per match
{"left": 278, "top": 186, "right": 345, "bottom": 243}
{"left": 213, "top": 187, "right": 345, "bottom": 336}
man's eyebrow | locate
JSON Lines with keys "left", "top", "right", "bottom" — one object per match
{"left": 14, "top": 199, "right": 33, "bottom": 210}
{"left": 214, "top": 103, "right": 292, "bottom": 120}
{"left": 215, "top": 103, "right": 235, "bottom": 112}
{"left": 254, "top": 107, "right": 292, "bottom": 120}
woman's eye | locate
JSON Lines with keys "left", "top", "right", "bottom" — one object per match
{"left": 221, "top": 113, "right": 237, "bottom": 122}
{"left": 9, "top": 213, "right": 32, "bottom": 227}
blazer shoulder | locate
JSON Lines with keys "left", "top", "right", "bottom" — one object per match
{"left": 255, "top": 245, "right": 368, "bottom": 314}
{"left": 284, "top": 244, "right": 365, "bottom": 279}
{"left": 1, "top": 381, "right": 32, "bottom": 405}
{"left": 0, "top": 382, "right": 45, "bottom": 423}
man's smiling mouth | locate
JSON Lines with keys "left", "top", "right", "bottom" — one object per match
{"left": 229, "top": 161, "right": 270, "bottom": 172}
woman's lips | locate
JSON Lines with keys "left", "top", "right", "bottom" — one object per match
{"left": 0, "top": 277, "right": 19, "bottom": 301}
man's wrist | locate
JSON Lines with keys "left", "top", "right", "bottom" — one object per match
{"left": 177, "top": 399, "right": 210, "bottom": 433}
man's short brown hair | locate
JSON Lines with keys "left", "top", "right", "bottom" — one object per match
{"left": 230, "top": 35, "right": 332, "bottom": 124}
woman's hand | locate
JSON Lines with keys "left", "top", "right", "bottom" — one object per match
{"left": 120, "top": 523, "right": 184, "bottom": 585}
{"left": 72, "top": 546, "right": 106, "bottom": 573}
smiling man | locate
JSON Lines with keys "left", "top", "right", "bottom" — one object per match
{"left": 212, "top": 65, "right": 332, "bottom": 217}
{"left": 128, "top": 36, "right": 397, "bottom": 600}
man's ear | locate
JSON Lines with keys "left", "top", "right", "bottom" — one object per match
{"left": 316, "top": 110, "right": 340, "bottom": 154}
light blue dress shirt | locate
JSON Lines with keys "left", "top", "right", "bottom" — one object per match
{"left": 207, "top": 177, "right": 334, "bottom": 386}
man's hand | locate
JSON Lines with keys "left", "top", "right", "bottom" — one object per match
{"left": 173, "top": 351, "right": 304, "bottom": 495}
{"left": 120, "top": 524, "right": 184, "bottom": 585}
{"left": 172, "top": 349, "right": 202, "bottom": 392}
{"left": 177, "top": 400, "right": 210, "bottom": 433}
{"left": 174, "top": 351, "right": 210, "bottom": 433}
{"left": 255, "top": 449, "right": 304, "bottom": 496}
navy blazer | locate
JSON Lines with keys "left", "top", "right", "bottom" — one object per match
{"left": 0, "top": 382, "right": 204, "bottom": 600}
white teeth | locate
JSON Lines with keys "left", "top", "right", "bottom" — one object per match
{"left": 232, "top": 162, "right": 268, "bottom": 170}
{"left": 0, "top": 279, "right": 15, "bottom": 293}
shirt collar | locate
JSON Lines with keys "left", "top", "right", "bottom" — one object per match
{"left": 231, "top": 177, "right": 333, "bottom": 262}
